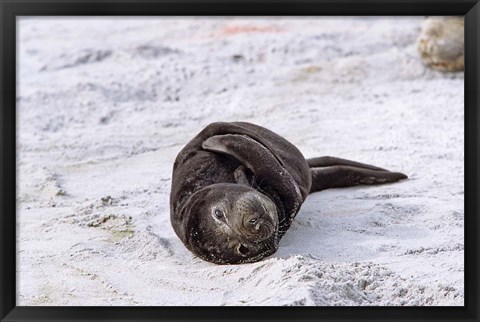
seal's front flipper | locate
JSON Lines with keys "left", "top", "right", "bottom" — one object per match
{"left": 310, "top": 165, "right": 407, "bottom": 193}
{"left": 202, "top": 134, "right": 304, "bottom": 224}
{"left": 202, "top": 134, "right": 291, "bottom": 189}
{"left": 202, "top": 134, "right": 271, "bottom": 172}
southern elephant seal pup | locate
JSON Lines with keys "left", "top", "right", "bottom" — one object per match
{"left": 170, "top": 122, "right": 407, "bottom": 264}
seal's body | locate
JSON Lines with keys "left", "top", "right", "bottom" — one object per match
{"left": 170, "top": 122, "right": 407, "bottom": 264}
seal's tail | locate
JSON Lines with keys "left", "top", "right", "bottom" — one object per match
{"left": 307, "top": 156, "right": 407, "bottom": 194}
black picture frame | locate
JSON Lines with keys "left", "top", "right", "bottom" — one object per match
{"left": 1, "top": 1, "right": 478, "bottom": 321}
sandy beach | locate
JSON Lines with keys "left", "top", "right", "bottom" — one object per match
{"left": 17, "top": 17, "right": 464, "bottom": 306}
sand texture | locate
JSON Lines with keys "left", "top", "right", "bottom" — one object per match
{"left": 17, "top": 17, "right": 464, "bottom": 306}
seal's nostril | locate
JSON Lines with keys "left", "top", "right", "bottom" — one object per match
{"left": 238, "top": 244, "right": 249, "bottom": 255}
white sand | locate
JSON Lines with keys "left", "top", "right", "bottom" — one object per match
{"left": 17, "top": 17, "right": 464, "bottom": 306}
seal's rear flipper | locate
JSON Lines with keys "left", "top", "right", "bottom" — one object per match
{"left": 310, "top": 165, "right": 407, "bottom": 193}
{"left": 308, "top": 156, "right": 389, "bottom": 171}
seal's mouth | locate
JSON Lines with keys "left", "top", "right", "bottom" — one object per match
{"left": 233, "top": 232, "right": 279, "bottom": 263}
{"left": 237, "top": 244, "right": 250, "bottom": 256}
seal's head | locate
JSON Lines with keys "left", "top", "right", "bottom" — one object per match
{"left": 183, "top": 183, "right": 279, "bottom": 264}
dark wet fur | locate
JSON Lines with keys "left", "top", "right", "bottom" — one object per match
{"left": 170, "top": 122, "right": 407, "bottom": 264}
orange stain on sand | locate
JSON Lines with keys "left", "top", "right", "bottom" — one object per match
{"left": 217, "top": 25, "right": 284, "bottom": 36}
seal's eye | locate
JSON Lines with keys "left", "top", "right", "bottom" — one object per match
{"left": 214, "top": 209, "right": 224, "bottom": 219}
